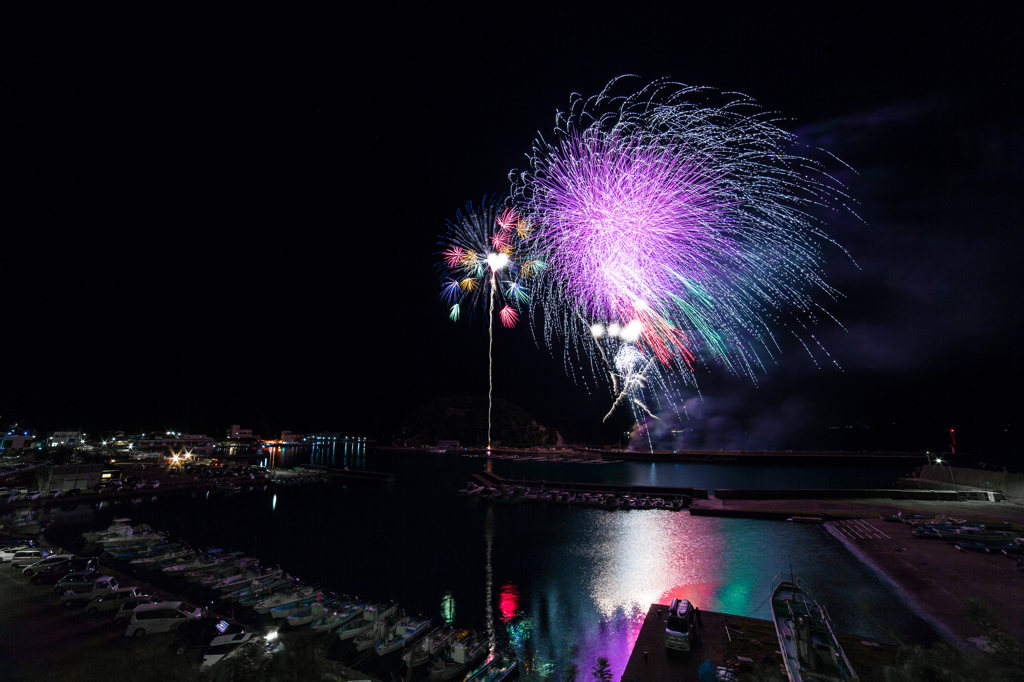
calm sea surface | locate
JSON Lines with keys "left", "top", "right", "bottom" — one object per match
{"left": 88, "top": 447, "right": 933, "bottom": 680}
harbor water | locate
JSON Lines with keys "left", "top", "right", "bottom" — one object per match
{"left": 84, "top": 447, "right": 934, "bottom": 680}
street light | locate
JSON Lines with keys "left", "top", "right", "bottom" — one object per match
{"left": 934, "top": 458, "right": 961, "bottom": 501}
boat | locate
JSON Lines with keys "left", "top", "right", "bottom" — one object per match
{"left": 375, "top": 615, "right": 431, "bottom": 655}
{"left": 285, "top": 598, "right": 346, "bottom": 626}
{"left": 184, "top": 555, "right": 251, "bottom": 583}
{"left": 161, "top": 551, "right": 226, "bottom": 574}
{"left": 254, "top": 586, "right": 317, "bottom": 614}
{"left": 214, "top": 566, "right": 279, "bottom": 591}
{"left": 200, "top": 563, "right": 258, "bottom": 589}
{"left": 426, "top": 630, "right": 488, "bottom": 680}
{"left": 403, "top": 625, "right": 455, "bottom": 668}
{"left": 770, "top": 571, "right": 859, "bottom": 682}
{"left": 310, "top": 602, "right": 364, "bottom": 633}
{"left": 82, "top": 518, "right": 134, "bottom": 543}
{"left": 465, "top": 653, "right": 519, "bottom": 682}
{"left": 224, "top": 574, "right": 289, "bottom": 602}
{"left": 129, "top": 547, "right": 193, "bottom": 568}
{"left": 269, "top": 593, "right": 325, "bottom": 619}
{"left": 237, "top": 578, "right": 297, "bottom": 606}
{"left": 354, "top": 616, "right": 393, "bottom": 651}
{"left": 337, "top": 602, "right": 399, "bottom": 641}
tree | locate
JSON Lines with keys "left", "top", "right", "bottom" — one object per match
{"left": 592, "top": 657, "right": 612, "bottom": 682}
{"left": 565, "top": 662, "right": 579, "bottom": 682}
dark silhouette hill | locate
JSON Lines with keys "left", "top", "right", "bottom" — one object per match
{"left": 401, "top": 396, "right": 562, "bottom": 448}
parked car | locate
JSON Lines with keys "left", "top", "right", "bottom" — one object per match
{"left": 171, "top": 617, "right": 247, "bottom": 655}
{"left": 9, "top": 548, "right": 54, "bottom": 569}
{"left": 59, "top": 576, "right": 120, "bottom": 607}
{"left": 53, "top": 570, "right": 102, "bottom": 593}
{"left": 85, "top": 587, "right": 140, "bottom": 615}
{"left": 30, "top": 559, "right": 97, "bottom": 585}
{"left": 126, "top": 601, "right": 203, "bottom": 637}
{"left": 21, "top": 552, "right": 74, "bottom": 575}
{"left": 0, "top": 544, "right": 35, "bottom": 563}
{"left": 114, "top": 595, "right": 163, "bottom": 626}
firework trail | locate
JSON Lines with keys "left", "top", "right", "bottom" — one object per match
{"left": 438, "top": 200, "right": 537, "bottom": 448}
{"left": 510, "top": 77, "right": 854, "bottom": 428}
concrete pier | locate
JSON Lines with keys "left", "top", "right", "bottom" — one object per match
{"left": 621, "top": 604, "right": 899, "bottom": 682}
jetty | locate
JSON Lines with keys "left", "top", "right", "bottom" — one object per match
{"left": 472, "top": 471, "right": 707, "bottom": 500}
{"left": 622, "top": 604, "right": 898, "bottom": 682}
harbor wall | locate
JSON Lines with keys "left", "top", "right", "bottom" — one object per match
{"left": 712, "top": 488, "right": 959, "bottom": 501}
{"left": 916, "top": 465, "right": 1024, "bottom": 501}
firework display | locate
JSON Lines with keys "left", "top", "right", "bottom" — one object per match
{"left": 510, "top": 77, "right": 851, "bottom": 424}
{"left": 438, "top": 200, "right": 539, "bottom": 447}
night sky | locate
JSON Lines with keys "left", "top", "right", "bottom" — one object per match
{"left": 2, "top": 6, "right": 1021, "bottom": 459}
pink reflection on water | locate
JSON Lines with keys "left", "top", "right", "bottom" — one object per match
{"left": 500, "top": 583, "right": 520, "bottom": 622}
{"left": 577, "top": 511, "right": 729, "bottom": 681}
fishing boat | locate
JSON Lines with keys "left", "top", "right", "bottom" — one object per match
{"left": 337, "top": 602, "right": 399, "bottom": 641}
{"left": 286, "top": 598, "right": 346, "bottom": 627}
{"left": 226, "top": 574, "right": 290, "bottom": 603}
{"left": 269, "top": 592, "right": 324, "bottom": 619}
{"left": 771, "top": 572, "right": 859, "bottom": 682}
{"left": 254, "top": 586, "right": 317, "bottom": 614}
{"left": 214, "top": 566, "right": 279, "bottom": 591}
{"left": 82, "top": 518, "right": 134, "bottom": 543}
{"left": 427, "top": 630, "right": 488, "bottom": 680}
{"left": 310, "top": 602, "right": 364, "bottom": 633}
{"left": 354, "top": 616, "right": 392, "bottom": 651}
{"left": 403, "top": 625, "right": 455, "bottom": 668}
{"left": 375, "top": 614, "right": 431, "bottom": 656}
{"left": 465, "top": 653, "right": 519, "bottom": 682}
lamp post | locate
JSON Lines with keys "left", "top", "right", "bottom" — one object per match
{"left": 934, "top": 458, "right": 960, "bottom": 501}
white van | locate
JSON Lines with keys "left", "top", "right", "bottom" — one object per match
{"left": 22, "top": 553, "right": 76, "bottom": 576}
{"left": 126, "top": 601, "right": 202, "bottom": 637}
{"left": 10, "top": 548, "right": 54, "bottom": 569}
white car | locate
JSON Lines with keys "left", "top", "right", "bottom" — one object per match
{"left": 0, "top": 544, "right": 34, "bottom": 563}
{"left": 10, "top": 548, "right": 56, "bottom": 569}
{"left": 126, "top": 601, "right": 202, "bottom": 637}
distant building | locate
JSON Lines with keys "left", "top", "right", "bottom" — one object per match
{"left": 1, "top": 435, "right": 37, "bottom": 451}
{"left": 228, "top": 425, "right": 254, "bottom": 439}
{"left": 36, "top": 463, "right": 103, "bottom": 492}
{"left": 281, "top": 431, "right": 293, "bottom": 443}
{"left": 138, "top": 434, "right": 213, "bottom": 452}
{"left": 48, "top": 431, "right": 81, "bottom": 447}
{"left": 437, "top": 440, "right": 459, "bottom": 448}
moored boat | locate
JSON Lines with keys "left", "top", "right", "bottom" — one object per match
{"left": 310, "top": 602, "right": 364, "bottom": 633}
{"left": 375, "top": 615, "right": 431, "bottom": 656}
{"left": 465, "top": 653, "right": 518, "bottom": 682}
{"left": 427, "top": 630, "right": 488, "bottom": 680}
{"left": 337, "top": 602, "right": 399, "bottom": 641}
{"left": 771, "top": 572, "right": 858, "bottom": 682}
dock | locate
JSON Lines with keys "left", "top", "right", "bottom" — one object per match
{"left": 324, "top": 468, "right": 394, "bottom": 485}
{"left": 622, "top": 604, "right": 898, "bottom": 682}
{"left": 473, "top": 471, "right": 707, "bottom": 500}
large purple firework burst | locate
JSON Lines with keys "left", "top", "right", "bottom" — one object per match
{"left": 510, "top": 77, "right": 854, "bottom": 425}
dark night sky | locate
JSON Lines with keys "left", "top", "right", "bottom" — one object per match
{"left": 1, "top": 5, "right": 1021, "bottom": 458}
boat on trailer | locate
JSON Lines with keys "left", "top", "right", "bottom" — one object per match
{"left": 771, "top": 571, "right": 859, "bottom": 682}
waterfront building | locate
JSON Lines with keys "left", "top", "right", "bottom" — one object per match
{"left": 35, "top": 463, "right": 103, "bottom": 492}
{"left": 137, "top": 434, "right": 214, "bottom": 453}
{"left": 228, "top": 425, "right": 253, "bottom": 439}
{"left": 0, "top": 434, "right": 37, "bottom": 451}
{"left": 48, "top": 430, "right": 81, "bottom": 447}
